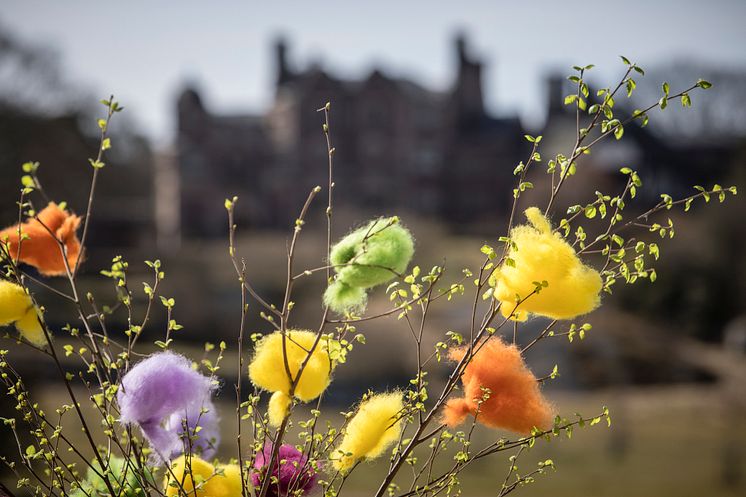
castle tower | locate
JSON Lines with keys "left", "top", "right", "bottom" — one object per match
{"left": 546, "top": 75, "right": 567, "bottom": 116}
{"left": 274, "top": 37, "right": 293, "bottom": 87}
{"left": 176, "top": 86, "right": 207, "bottom": 138}
{"left": 450, "top": 33, "right": 486, "bottom": 129}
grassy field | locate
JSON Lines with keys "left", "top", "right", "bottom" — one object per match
{"left": 325, "top": 386, "right": 746, "bottom": 497}
{"left": 3, "top": 381, "right": 744, "bottom": 497}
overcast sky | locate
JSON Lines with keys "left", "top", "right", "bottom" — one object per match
{"left": 3, "top": 0, "right": 746, "bottom": 145}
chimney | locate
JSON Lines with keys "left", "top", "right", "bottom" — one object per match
{"left": 450, "top": 33, "right": 485, "bottom": 128}
{"left": 274, "top": 37, "right": 292, "bottom": 86}
{"left": 455, "top": 33, "right": 468, "bottom": 65}
{"left": 176, "top": 87, "right": 207, "bottom": 136}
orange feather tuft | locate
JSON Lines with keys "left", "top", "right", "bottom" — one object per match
{"left": 443, "top": 339, "right": 553, "bottom": 434}
{"left": 0, "top": 203, "right": 82, "bottom": 276}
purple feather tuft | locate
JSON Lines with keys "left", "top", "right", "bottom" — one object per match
{"left": 250, "top": 443, "right": 318, "bottom": 496}
{"left": 118, "top": 351, "right": 218, "bottom": 460}
{"left": 165, "top": 399, "right": 221, "bottom": 459}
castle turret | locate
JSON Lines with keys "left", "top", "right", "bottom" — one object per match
{"left": 450, "top": 33, "right": 485, "bottom": 129}
{"left": 274, "top": 37, "right": 293, "bottom": 86}
{"left": 177, "top": 87, "right": 207, "bottom": 136}
{"left": 546, "top": 75, "right": 567, "bottom": 116}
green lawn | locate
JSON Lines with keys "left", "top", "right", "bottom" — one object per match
{"left": 332, "top": 387, "right": 746, "bottom": 497}
{"left": 8, "top": 381, "right": 745, "bottom": 497}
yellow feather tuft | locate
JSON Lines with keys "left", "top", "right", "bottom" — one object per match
{"left": 0, "top": 280, "right": 46, "bottom": 345}
{"left": 16, "top": 307, "right": 45, "bottom": 346}
{"left": 248, "top": 330, "right": 333, "bottom": 426}
{"left": 164, "top": 455, "right": 241, "bottom": 497}
{"left": 333, "top": 392, "right": 404, "bottom": 472}
{"left": 0, "top": 280, "right": 33, "bottom": 325}
{"left": 268, "top": 391, "right": 292, "bottom": 427}
{"left": 524, "top": 206, "right": 552, "bottom": 234}
{"left": 493, "top": 207, "right": 602, "bottom": 321}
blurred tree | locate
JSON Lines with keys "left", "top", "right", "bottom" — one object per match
{"left": 0, "top": 22, "right": 86, "bottom": 115}
{"left": 0, "top": 23, "right": 155, "bottom": 255}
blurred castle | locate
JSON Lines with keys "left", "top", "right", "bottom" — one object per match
{"left": 0, "top": 30, "right": 738, "bottom": 251}
{"left": 173, "top": 37, "right": 739, "bottom": 243}
{"left": 174, "top": 35, "right": 528, "bottom": 238}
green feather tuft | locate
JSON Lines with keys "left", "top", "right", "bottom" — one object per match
{"left": 325, "top": 217, "right": 414, "bottom": 313}
{"left": 70, "top": 456, "right": 154, "bottom": 497}
{"left": 323, "top": 281, "right": 368, "bottom": 314}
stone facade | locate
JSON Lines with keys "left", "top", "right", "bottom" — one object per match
{"left": 175, "top": 35, "right": 528, "bottom": 236}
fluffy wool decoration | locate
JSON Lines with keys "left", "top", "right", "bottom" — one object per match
{"left": 443, "top": 339, "right": 553, "bottom": 434}
{"left": 250, "top": 443, "right": 318, "bottom": 497}
{"left": 118, "top": 352, "right": 218, "bottom": 459}
{"left": 0, "top": 202, "right": 82, "bottom": 277}
{"left": 248, "top": 330, "right": 332, "bottom": 427}
{"left": 69, "top": 455, "right": 154, "bottom": 497}
{"left": 0, "top": 279, "right": 45, "bottom": 346}
{"left": 333, "top": 392, "right": 404, "bottom": 472}
{"left": 268, "top": 391, "right": 293, "bottom": 428}
{"left": 165, "top": 399, "right": 221, "bottom": 459}
{"left": 492, "top": 207, "right": 602, "bottom": 321}
{"left": 324, "top": 217, "right": 414, "bottom": 313}
{"left": 164, "top": 455, "right": 242, "bottom": 497}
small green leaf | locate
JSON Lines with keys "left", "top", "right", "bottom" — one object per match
{"left": 625, "top": 78, "right": 636, "bottom": 97}
{"left": 480, "top": 245, "right": 496, "bottom": 259}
